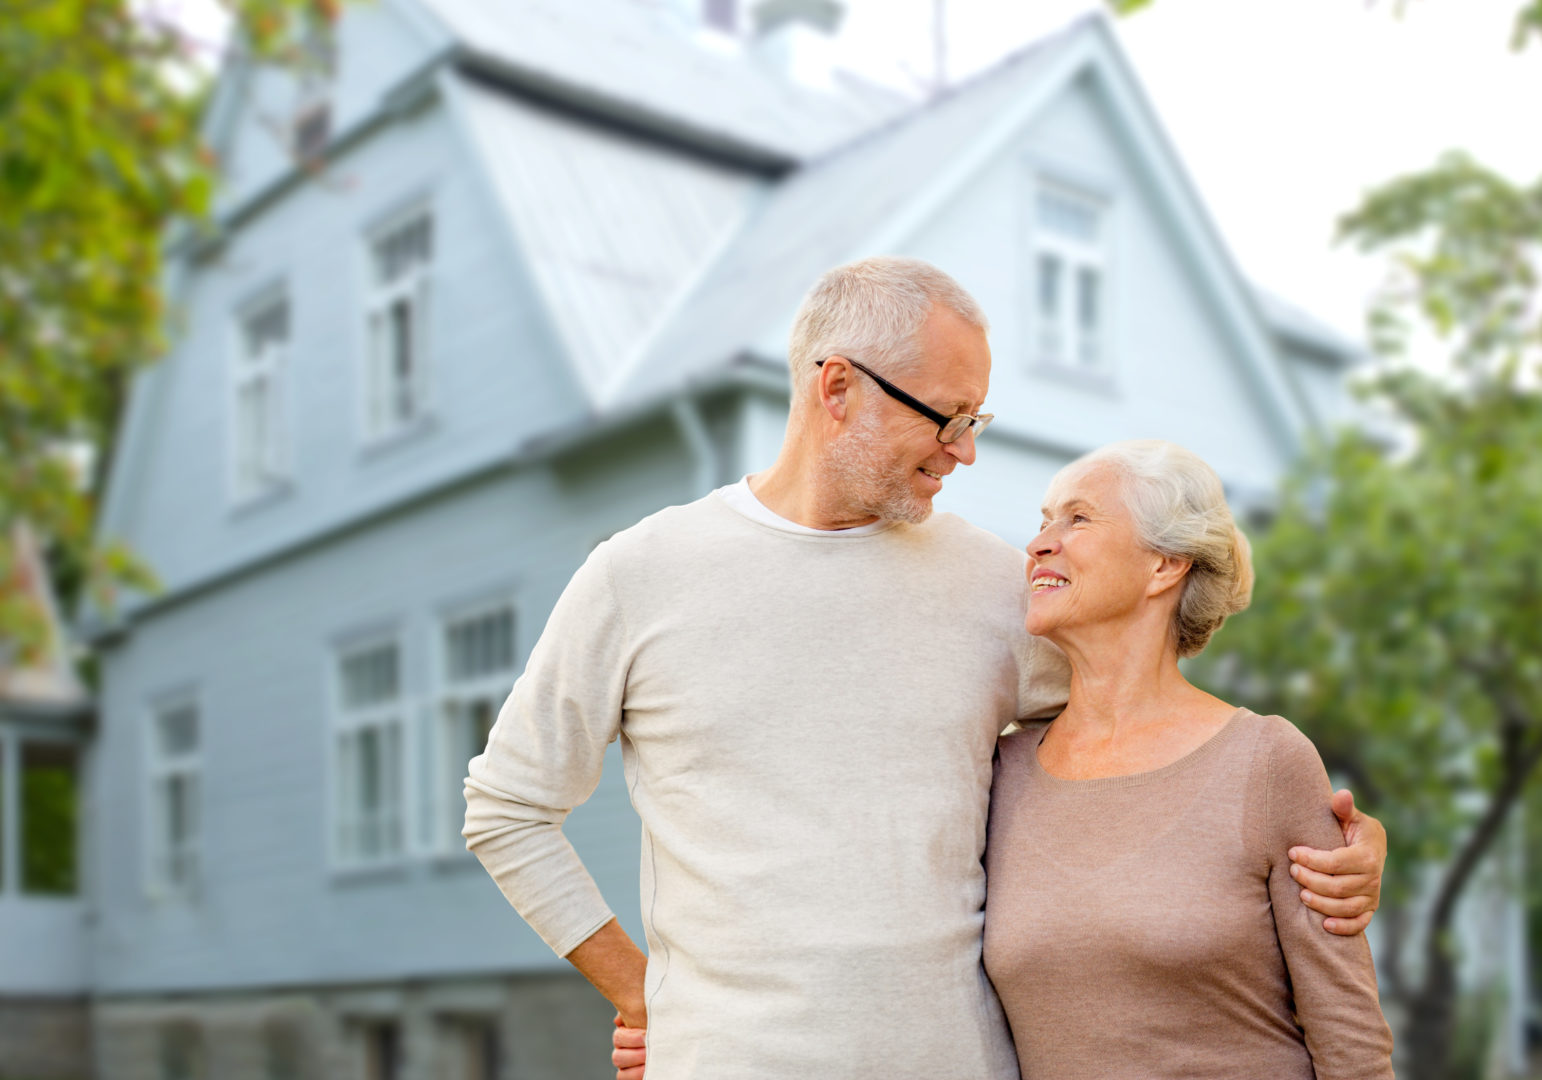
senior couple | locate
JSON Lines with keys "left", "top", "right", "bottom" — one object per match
{"left": 464, "top": 257, "right": 1395, "bottom": 1078}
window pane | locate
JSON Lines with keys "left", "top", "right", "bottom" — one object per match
{"left": 341, "top": 644, "right": 398, "bottom": 709}
{"left": 446, "top": 608, "right": 515, "bottom": 683}
{"left": 358, "top": 728, "right": 381, "bottom": 814}
{"left": 373, "top": 214, "right": 432, "bottom": 287}
{"left": 244, "top": 300, "right": 289, "bottom": 358}
{"left": 158, "top": 705, "right": 199, "bottom": 757}
{"left": 1037, "top": 253, "right": 1061, "bottom": 315}
{"left": 1077, "top": 267, "right": 1101, "bottom": 368}
{"left": 389, "top": 298, "right": 414, "bottom": 423}
{"left": 1037, "top": 189, "right": 1101, "bottom": 244}
{"left": 1037, "top": 254, "right": 1063, "bottom": 361}
{"left": 21, "top": 742, "right": 79, "bottom": 895}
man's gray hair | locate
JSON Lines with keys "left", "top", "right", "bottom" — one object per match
{"left": 1051, "top": 440, "right": 1255, "bottom": 658}
{"left": 787, "top": 257, "right": 988, "bottom": 392}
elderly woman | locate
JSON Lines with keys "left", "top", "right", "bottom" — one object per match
{"left": 984, "top": 439, "right": 1393, "bottom": 1078}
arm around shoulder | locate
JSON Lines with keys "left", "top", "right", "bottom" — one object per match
{"left": 1261, "top": 719, "right": 1395, "bottom": 1079}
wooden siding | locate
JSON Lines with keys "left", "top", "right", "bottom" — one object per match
{"left": 92, "top": 423, "right": 700, "bottom": 994}
{"left": 113, "top": 98, "right": 587, "bottom": 605}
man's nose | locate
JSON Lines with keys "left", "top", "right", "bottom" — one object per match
{"left": 945, "top": 428, "right": 978, "bottom": 466}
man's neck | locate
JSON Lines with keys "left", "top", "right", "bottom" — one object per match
{"left": 748, "top": 459, "right": 880, "bottom": 531}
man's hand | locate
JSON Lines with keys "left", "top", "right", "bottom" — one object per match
{"left": 613, "top": 1016, "right": 647, "bottom": 1080}
{"left": 1288, "top": 788, "right": 1386, "bottom": 936}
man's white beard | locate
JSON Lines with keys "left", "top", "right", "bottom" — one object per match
{"left": 824, "top": 408, "right": 934, "bottom": 525}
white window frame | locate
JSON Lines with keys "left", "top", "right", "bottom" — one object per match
{"left": 331, "top": 634, "right": 410, "bottom": 870}
{"left": 1029, "top": 179, "right": 1112, "bottom": 376}
{"left": 429, "top": 599, "right": 518, "bottom": 854}
{"left": 145, "top": 692, "right": 202, "bottom": 901}
{"left": 229, "top": 288, "right": 290, "bottom": 504}
{"left": 362, "top": 204, "right": 434, "bottom": 445}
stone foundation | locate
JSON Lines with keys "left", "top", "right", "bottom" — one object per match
{"left": 0, "top": 996, "right": 91, "bottom": 1080}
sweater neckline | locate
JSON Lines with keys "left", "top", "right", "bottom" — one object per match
{"left": 1027, "top": 707, "right": 1253, "bottom": 790}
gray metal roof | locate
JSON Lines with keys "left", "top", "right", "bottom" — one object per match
{"left": 458, "top": 77, "right": 764, "bottom": 396}
{"left": 423, "top": 0, "right": 906, "bottom": 165}
{"left": 602, "top": 21, "right": 1080, "bottom": 408}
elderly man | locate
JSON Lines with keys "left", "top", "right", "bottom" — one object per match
{"left": 463, "top": 257, "right": 1384, "bottom": 1079}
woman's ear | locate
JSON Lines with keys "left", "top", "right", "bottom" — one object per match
{"left": 1147, "top": 553, "right": 1192, "bottom": 599}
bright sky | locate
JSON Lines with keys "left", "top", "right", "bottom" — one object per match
{"left": 838, "top": 0, "right": 1542, "bottom": 346}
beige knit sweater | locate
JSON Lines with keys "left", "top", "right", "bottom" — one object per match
{"left": 984, "top": 709, "right": 1395, "bottom": 1079}
{"left": 464, "top": 490, "right": 1071, "bottom": 1079}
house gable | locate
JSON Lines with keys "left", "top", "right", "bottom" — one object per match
{"left": 612, "top": 13, "right": 1318, "bottom": 496}
{"left": 96, "top": 77, "right": 589, "bottom": 622}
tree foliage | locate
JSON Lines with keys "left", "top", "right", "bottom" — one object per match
{"left": 1194, "top": 111, "right": 1542, "bottom": 1080}
{"left": 0, "top": 0, "right": 337, "bottom": 663}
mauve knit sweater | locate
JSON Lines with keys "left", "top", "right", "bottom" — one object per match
{"left": 984, "top": 709, "right": 1395, "bottom": 1079}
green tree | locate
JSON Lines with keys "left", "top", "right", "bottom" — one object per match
{"left": 1191, "top": 153, "right": 1542, "bottom": 1080}
{"left": 1104, "top": 8, "right": 1541, "bottom": 1076}
{"left": 0, "top": 0, "right": 339, "bottom": 661}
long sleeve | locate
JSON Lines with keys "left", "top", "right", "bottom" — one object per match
{"left": 462, "top": 543, "right": 632, "bottom": 958}
{"left": 1262, "top": 718, "right": 1396, "bottom": 1079}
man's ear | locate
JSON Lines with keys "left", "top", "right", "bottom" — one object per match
{"left": 819, "top": 358, "right": 852, "bottom": 423}
{"left": 1147, "top": 553, "right": 1192, "bottom": 599}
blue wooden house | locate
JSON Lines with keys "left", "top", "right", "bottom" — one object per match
{"left": 14, "top": 0, "right": 1440, "bottom": 1077}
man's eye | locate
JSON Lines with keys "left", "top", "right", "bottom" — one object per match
{"left": 1072, "top": 514, "right": 1088, "bottom": 524}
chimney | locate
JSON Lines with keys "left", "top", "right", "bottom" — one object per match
{"left": 750, "top": 0, "right": 847, "bottom": 91}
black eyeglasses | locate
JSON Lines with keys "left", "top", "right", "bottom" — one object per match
{"left": 815, "top": 355, "right": 994, "bottom": 445}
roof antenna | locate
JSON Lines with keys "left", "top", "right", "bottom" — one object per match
{"left": 932, "top": 0, "right": 948, "bottom": 97}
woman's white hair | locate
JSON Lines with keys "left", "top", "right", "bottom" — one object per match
{"left": 1053, "top": 439, "right": 1254, "bottom": 658}
{"left": 787, "top": 256, "right": 988, "bottom": 392}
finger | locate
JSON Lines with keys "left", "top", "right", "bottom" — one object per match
{"left": 617, "top": 1067, "right": 646, "bottom": 1080}
{"left": 613, "top": 1027, "right": 647, "bottom": 1049}
{"left": 1330, "top": 788, "right": 1357, "bottom": 827}
{"left": 1299, "top": 888, "right": 1372, "bottom": 919}
{"left": 1323, "top": 910, "right": 1373, "bottom": 936}
{"left": 612, "top": 1047, "right": 647, "bottom": 1069}
{"left": 1288, "top": 844, "right": 1378, "bottom": 877}
{"left": 1289, "top": 861, "right": 1375, "bottom": 898}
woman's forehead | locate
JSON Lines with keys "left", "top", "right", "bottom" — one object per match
{"left": 1043, "top": 460, "right": 1124, "bottom": 514}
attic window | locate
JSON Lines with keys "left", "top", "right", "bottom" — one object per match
{"left": 364, "top": 207, "right": 434, "bottom": 443}
{"left": 704, "top": 0, "right": 739, "bottom": 33}
{"left": 1032, "top": 184, "right": 1110, "bottom": 374}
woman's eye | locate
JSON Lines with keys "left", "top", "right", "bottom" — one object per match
{"left": 1072, "top": 514, "right": 1088, "bottom": 524}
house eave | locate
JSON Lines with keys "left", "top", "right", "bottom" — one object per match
{"left": 76, "top": 361, "right": 785, "bottom": 647}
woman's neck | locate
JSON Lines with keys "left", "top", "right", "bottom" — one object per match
{"left": 1050, "top": 621, "right": 1211, "bottom": 739}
